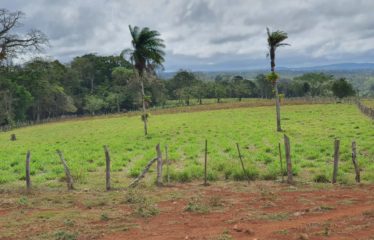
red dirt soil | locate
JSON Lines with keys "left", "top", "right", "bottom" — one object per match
{"left": 102, "top": 183, "right": 374, "bottom": 240}
{"left": 1, "top": 182, "right": 373, "bottom": 240}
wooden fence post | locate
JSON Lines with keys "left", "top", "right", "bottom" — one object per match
{"left": 10, "top": 134, "right": 16, "bottom": 141}
{"left": 284, "top": 135, "right": 293, "bottom": 184}
{"left": 351, "top": 141, "right": 360, "bottom": 183}
{"left": 25, "top": 150, "right": 31, "bottom": 191}
{"left": 56, "top": 150, "right": 74, "bottom": 190}
{"left": 278, "top": 143, "right": 284, "bottom": 182}
{"left": 103, "top": 145, "right": 111, "bottom": 191}
{"left": 128, "top": 157, "right": 158, "bottom": 188}
{"left": 156, "top": 144, "right": 163, "bottom": 186}
{"left": 236, "top": 143, "right": 250, "bottom": 183}
{"left": 204, "top": 139, "right": 208, "bottom": 186}
{"left": 332, "top": 139, "right": 340, "bottom": 184}
{"left": 165, "top": 145, "right": 170, "bottom": 184}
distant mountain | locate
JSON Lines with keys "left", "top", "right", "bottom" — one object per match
{"left": 160, "top": 63, "right": 374, "bottom": 79}
{"left": 278, "top": 63, "right": 374, "bottom": 71}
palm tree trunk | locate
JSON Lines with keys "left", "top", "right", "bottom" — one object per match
{"left": 274, "top": 81, "right": 282, "bottom": 132}
{"left": 271, "top": 48, "right": 282, "bottom": 132}
{"left": 140, "top": 79, "right": 148, "bottom": 136}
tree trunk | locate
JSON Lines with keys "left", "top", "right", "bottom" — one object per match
{"left": 271, "top": 47, "right": 282, "bottom": 132}
{"left": 90, "top": 77, "right": 94, "bottom": 94}
{"left": 116, "top": 96, "right": 120, "bottom": 113}
{"left": 275, "top": 81, "right": 282, "bottom": 132}
{"left": 140, "top": 79, "right": 148, "bottom": 136}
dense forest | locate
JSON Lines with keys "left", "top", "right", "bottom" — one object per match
{"left": 0, "top": 54, "right": 360, "bottom": 126}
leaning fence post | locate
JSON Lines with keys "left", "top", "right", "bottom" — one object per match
{"left": 284, "top": 135, "right": 293, "bottom": 184}
{"left": 204, "top": 139, "right": 208, "bottom": 186}
{"left": 332, "top": 139, "right": 340, "bottom": 184}
{"left": 156, "top": 144, "right": 163, "bottom": 186}
{"left": 278, "top": 143, "right": 284, "bottom": 182}
{"left": 25, "top": 150, "right": 31, "bottom": 191}
{"left": 351, "top": 141, "right": 360, "bottom": 183}
{"left": 236, "top": 143, "right": 250, "bottom": 183}
{"left": 165, "top": 145, "right": 170, "bottom": 184}
{"left": 56, "top": 150, "right": 74, "bottom": 190}
{"left": 103, "top": 145, "right": 111, "bottom": 191}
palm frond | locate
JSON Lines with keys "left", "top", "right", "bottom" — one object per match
{"left": 126, "top": 25, "right": 166, "bottom": 75}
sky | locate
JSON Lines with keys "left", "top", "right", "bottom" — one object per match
{"left": 2, "top": 0, "right": 374, "bottom": 71}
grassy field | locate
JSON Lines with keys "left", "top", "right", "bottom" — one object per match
{"left": 362, "top": 98, "right": 374, "bottom": 108}
{"left": 0, "top": 103, "right": 373, "bottom": 189}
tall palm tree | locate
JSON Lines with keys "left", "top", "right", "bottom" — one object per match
{"left": 266, "top": 27, "right": 289, "bottom": 132}
{"left": 123, "top": 25, "right": 165, "bottom": 135}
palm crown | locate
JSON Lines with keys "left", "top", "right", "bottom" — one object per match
{"left": 123, "top": 25, "right": 165, "bottom": 76}
{"left": 267, "top": 27, "right": 289, "bottom": 71}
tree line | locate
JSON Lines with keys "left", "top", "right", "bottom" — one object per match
{"left": 0, "top": 57, "right": 355, "bottom": 126}
{"left": 0, "top": 8, "right": 356, "bottom": 131}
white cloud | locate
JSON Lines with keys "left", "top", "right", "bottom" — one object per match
{"left": 2, "top": 0, "right": 374, "bottom": 71}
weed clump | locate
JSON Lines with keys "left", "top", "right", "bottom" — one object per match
{"left": 313, "top": 174, "right": 330, "bottom": 183}
{"left": 125, "top": 188, "right": 159, "bottom": 217}
{"left": 232, "top": 168, "right": 259, "bottom": 181}
{"left": 54, "top": 231, "right": 77, "bottom": 240}
{"left": 184, "top": 195, "right": 210, "bottom": 213}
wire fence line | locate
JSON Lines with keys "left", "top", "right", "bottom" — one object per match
{"left": 0, "top": 97, "right": 360, "bottom": 133}
{"left": 357, "top": 100, "right": 374, "bottom": 119}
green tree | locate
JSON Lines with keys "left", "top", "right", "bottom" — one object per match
{"left": 255, "top": 74, "right": 273, "bottom": 99}
{"left": 266, "top": 28, "right": 289, "bottom": 132}
{"left": 332, "top": 78, "right": 355, "bottom": 99}
{"left": 84, "top": 95, "right": 106, "bottom": 115}
{"left": 123, "top": 25, "right": 165, "bottom": 135}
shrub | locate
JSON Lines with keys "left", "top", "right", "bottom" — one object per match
{"left": 54, "top": 231, "right": 77, "bottom": 240}
{"left": 261, "top": 169, "right": 278, "bottom": 180}
{"left": 135, "top": 199, "right": 159, "bottom": 217}
{"left": 313, "top": 174, "right": 330, "bottom": 183}
{"left": 124, "top": 188, "right": 146, "bottom": 204}
{"left": 100, "top": 213, "right": 109, "bottom": 221}
{"left": 232, "top": 168, "right": 258, "bottom": 181}
{"left": 176, "top": 171, "right": 192, "bottom": 183}
{"left": 184, "top": 196, "right": 209, "bottom": 213}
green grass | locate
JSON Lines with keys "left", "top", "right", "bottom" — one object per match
{"left": 362, "top": 99, "right": 374, "bottom": 108}
{"left": 0, "top": 103, "right": 373, "bottom": 188}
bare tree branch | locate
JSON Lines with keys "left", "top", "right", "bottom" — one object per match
{"left": 0, "top": 9, "right": 48, "bottom": 62}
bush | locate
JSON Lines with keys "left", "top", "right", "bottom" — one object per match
{"left": 261, "top": 170, "right": 278, "bottom": 180}
{"left": 184, "top": 196, "right": 209, "bottom": 213}
{"left": 232, "top": 168, "right": 259, "bottom": 181}
{"left": 313, "top": 174, "right": 330, "bottom": 183}
{"left": 177, "top": 171, "right": 192, "bottom": 182}
{"left": 124, "top": 188, "right": 146, "bottom": 204}
{"left": 135, "top": 199, "right": 159, "bottom": 217}
{"left": 100, "top": 213, "right": 109, "bottom": 221}
{"left": 54, "top": 231, "right": 77, "bottom": 240}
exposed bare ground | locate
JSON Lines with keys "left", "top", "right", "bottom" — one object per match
{"left": 1, "top": 181, "right": 373, "bottom": 240}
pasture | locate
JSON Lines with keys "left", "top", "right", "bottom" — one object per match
{"left": 0, "top": 102, "right": 373, "bottom": 189}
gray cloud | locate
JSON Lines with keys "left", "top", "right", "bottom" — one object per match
{"left": 2, "top": 0, "right": 374, "bottom": 71}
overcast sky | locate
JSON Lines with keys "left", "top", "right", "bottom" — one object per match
{"left": 3, "top": 0, "right": 374, "bottom": 71}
